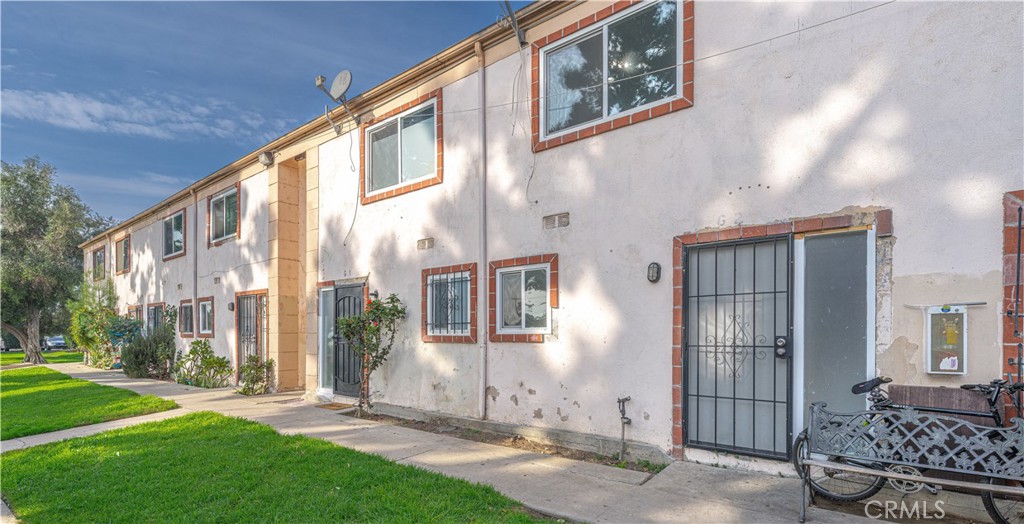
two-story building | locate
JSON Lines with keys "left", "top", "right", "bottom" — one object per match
{"left": 81, "top": 0, "right": 1023, "bottom": 466}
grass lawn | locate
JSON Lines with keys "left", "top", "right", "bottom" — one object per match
{"left": 1, "top": 350, "right": 84, "bottom": 366}
{"left": 1, "top": 412, "right": 544, "bottom": 523}
{"left": 0, "top": 367, "right": 177, "bottom": 440}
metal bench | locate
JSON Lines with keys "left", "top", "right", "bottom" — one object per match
{"left": 798, "top": 402, "right": 1024, "bottom": 522}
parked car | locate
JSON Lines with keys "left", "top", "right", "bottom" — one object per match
{"left": 43, "top": 336, "right": 69, "bottom": 351}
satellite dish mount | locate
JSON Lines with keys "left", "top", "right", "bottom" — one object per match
{"left": 316, "top": 70, "right": 360, "bottom": 135}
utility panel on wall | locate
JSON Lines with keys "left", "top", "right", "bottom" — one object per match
{"left": 926, "top": 305, "right": 967, "bottom": 374}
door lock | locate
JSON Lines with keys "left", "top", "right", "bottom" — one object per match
{"left": 774, "top": 336, "right": 791, "bottom": 358}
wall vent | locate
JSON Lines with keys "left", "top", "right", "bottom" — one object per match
{"left": 177, "top": 284, "right": 183, "bottom": 291}
{"left": 417, "top": 237, "right": 435, "bottom": 250}
{"left": 213, "top": 277, "right": 221, "bottom": 284}
{"left": 543, "top": 213, "right": 570, "bottom": 230}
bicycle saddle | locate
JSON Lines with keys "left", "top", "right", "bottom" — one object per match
{"left": 851, "top": 376, "right": 891, "bottom": 395}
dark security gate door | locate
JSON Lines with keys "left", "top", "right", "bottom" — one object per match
{"left": 684, "top": 237, "right": 793, "bottom": 459}
{"left": 333, "top": 284, "right": 364, "bottom": 397}
{"left": 237, "top": 293, "right": 268, "bottom": 373}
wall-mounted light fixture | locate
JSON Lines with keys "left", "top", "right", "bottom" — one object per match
{"left": 369, "top": 290, "right": 380, "bottom": 301}
{"left": 647, "top": 262, "right": 661, "bottom": 283}
{"left": 227, "top": 302, "right": 235, "bottom": 312}
{"left": 258, "top": 151, "right": 275, "bottom": 167}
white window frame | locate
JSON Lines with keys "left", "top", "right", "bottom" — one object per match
{"left": 538, "top": 0, "right": 684, "bottom": 141}
{"left": 426, "top": 271, "right": 472, "bottom": 336}
{"left": 364, "top": 98, "right": 438, "bottom": 197}
{"left": 198, "top": 300, "right": 214, "bottom": 335}
{"left": 496, "top": 263, "right": 552, "bottom": 335}
{"left": 163, "top": 210, "right": 185, "bottom": 258}
{"left": 210, "top": 188, "right": 238, "bottom": 243}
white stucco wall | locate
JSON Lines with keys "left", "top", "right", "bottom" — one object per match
{"left": 315, "top": 0, "right": 1022, "bottom": 455}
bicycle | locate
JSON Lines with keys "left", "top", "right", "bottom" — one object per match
{"left": 793, "top": 376, "right": 1023, "bottom": 523}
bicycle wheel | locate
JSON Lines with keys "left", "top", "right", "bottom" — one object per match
{"left": 793, "top": 430, "right": 886, "bottom": 502}
{"left": 983, "top": 478, "right": 1024, "bottom": 524}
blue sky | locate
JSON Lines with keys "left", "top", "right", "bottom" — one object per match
{"left": 1, "top": 1, "right": 527, "bottom": 220}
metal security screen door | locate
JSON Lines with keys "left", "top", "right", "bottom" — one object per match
{"left": 237, "top": 294, "right": 268, "bottom": 369}
{"left": 333, "top": 284, "right": 364, "bottom": 397}
{"left": 684, "top": 237, "right": 793, "bottom": 459}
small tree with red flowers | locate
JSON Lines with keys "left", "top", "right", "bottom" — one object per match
{"left": 337, "top": 293, "right": 406, "bottom": 415}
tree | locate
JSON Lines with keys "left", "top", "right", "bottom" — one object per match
{"left": 1, "top": 157, "right": 111, "bottom": 364}
{"left": 336, "top": 294, "right": 407, "bottom": 416}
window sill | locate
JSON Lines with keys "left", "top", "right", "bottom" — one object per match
{"left": 422, "top": 333, "right": 477, "bottom": 344}
{"left": 361, "top": 174, "right": 443, "bottom": 205}
{"left": 210, "top": 234, "right": 237, "bottom": 248}
{"left": 115, "top": 269, "right": 130, "bottom": 276}
{"left": 180, "top": 332, "right": 194, "bottom": 339}
{"left": 489, "top": 333, "right": 546, "bottom": 343}
{"left": 197, "top": 332, "right": 214, "bottom": 339}
{"left": 163, "top": 251, "right": 187, "bottom": 262}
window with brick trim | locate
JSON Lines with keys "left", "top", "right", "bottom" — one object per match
{"left": 92, "top": 247, "right": 105, "bottom": 281}
{"left": 365, "top": 99, "right": 437, "bottom": 195}
{"left": 127, "top": 305, "right": 143, "bottom": 324}
{"left": 163, "top": 210, "right": 185, "bottom": 259}
{"left": 115, "top": 236, "right": 130, "bottom": 274}
{"left": 423, "top": 268, "right": 475, "bottom": 339}
{"left": 198, "top": 297, "right": 214, "bottom": 337}
{"left": 497, "top": 263, "right": 551, "bottom": 334}
{"left": 180, "top": 301, "right": 194, "bottom": 337}
{"left": 542, "top": 1, "right": 680, "bottom": 139}
{"left": 209, "top": 188, "right": 238, "bottom": 243}
{"left": 146, "top": 303, "right": 164, "bottom": 333}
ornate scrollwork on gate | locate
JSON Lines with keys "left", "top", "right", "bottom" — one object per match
{"left": 704, "top": 314, "right": 768, "bottom": 378}
{"left": 807, "top": 402, "right": 1024, "bottom": 481}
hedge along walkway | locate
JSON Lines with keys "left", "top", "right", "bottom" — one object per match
{"left": 1, "top": 412, "right": 542, "bottom": 524}
{"left": 0, "top": 367, "right": 177, "bottom": 440}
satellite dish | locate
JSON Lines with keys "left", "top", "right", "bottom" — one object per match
{"left": 315, "top": 68, "right": 360, "bottom": 134}
{"left": 329, "top": 70, "right": 352, "bottom": 102}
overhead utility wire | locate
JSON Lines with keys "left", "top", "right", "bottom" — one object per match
{"left": 304, "top": 0, "right": 895, "bottom": 143}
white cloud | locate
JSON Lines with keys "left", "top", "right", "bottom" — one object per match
{"left": 0, "top": 88, "right": 295, "bottom": 145}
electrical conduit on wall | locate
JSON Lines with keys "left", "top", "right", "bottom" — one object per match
{"left": 475, "top": 41, "right": 489, "bottom": 420}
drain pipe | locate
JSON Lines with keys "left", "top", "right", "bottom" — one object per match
{"left": 192, "top": 189, "right": 199, "bottom": 340}
{"left": 617, "top": 396, "right": 632, "bottom": 460}
{"left": 475, "top": 40, "right": 490, "bottom": 421}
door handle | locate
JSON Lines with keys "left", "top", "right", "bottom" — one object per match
{"left": 774, "top": 336, "right": 791, "bottom": 358}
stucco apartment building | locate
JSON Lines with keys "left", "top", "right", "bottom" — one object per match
{"left": 81, "top": 1, "right": 1023, "bottom": 464}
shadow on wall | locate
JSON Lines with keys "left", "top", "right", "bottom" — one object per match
{"left": 318, "top": 1, "right": 1021, "bottom": 446}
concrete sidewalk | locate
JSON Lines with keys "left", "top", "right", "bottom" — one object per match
{"left": 2, "top": 363, "right": 866, "bottom": 523}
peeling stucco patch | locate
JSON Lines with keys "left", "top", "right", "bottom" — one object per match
{"left": 879, "top": 336, "right": 920, "bottom": 383}
{"left": 486, "top": 385, "right": 499, "bottom": 402}
{"left": 510, "top": 394, "right": 518, "bottom": 406}
{"left": 556, "top": 407, "right": 569, "bottom": 422}
{"left": 533, "top": 408, "right": 543, "bottom": 419}
{"left": 527, "top": 388, "right": 536, "bottom": 395}
{"left": 572, "top": 400, "right": 580, "bottom": 408}
{"left": 643, "top": 411, "right": 650, "bottom": 421}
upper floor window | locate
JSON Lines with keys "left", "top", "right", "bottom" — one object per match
{"left": 542, "top": 1, "right": 679, "bottom": 138}
{"left": 210, "top": 188, "right": 238, "bottom": 243}
{"left": 366, "top": 100, "right": 437, "bottom": 194}
{"left": 163, "top": 210, "right": 185, "bottom": 259}
{"left": 92, "top": 247, "right": 105, "bottom": 281}
{"left": 115, "top": 236, "right": 130, "bottom": 274}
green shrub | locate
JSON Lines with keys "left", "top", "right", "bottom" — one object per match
{"left": 122, "top": 324, "right": 174, "bottom": 379}
{"left": 67, "top": 278, "right": 117, "bottom": 368}
{"left": 174, "top": 339, "right": 232, "bottom": 389}
{"left": 238, "top": 355, "right": 274, "bottom": 396}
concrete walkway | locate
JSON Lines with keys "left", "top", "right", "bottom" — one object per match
{"left": 1, "top": 363, "right": 867, "bottom": 523}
